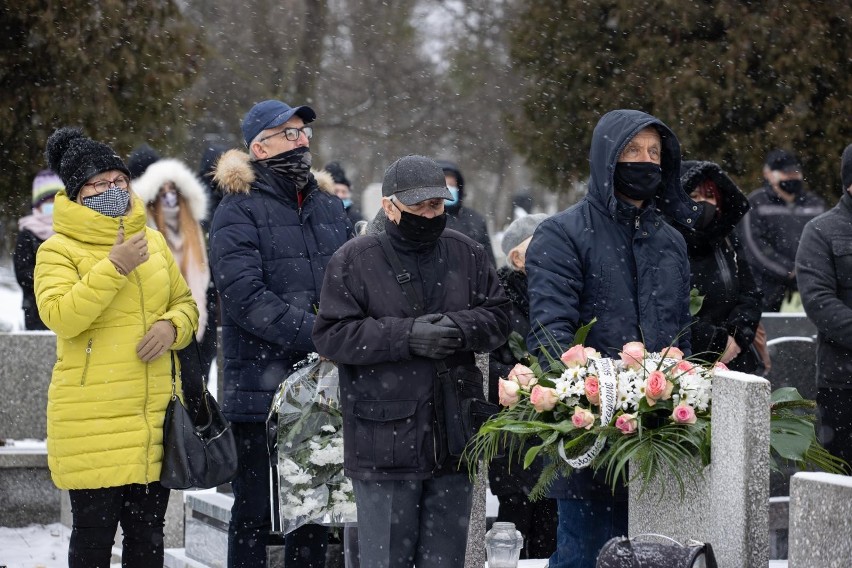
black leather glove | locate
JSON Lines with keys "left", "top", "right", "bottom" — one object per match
{"left": 409, "top": 314, "right": 463, "bottom": 359}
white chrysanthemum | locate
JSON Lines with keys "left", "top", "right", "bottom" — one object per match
{"left": 309, "top": 440, "right": 344, "bottom": 467}
{"left": 616, "top": 370, "right": 644, "bottom": 411}
{"left": 320, "top": 424, "right": 337, "bottom": 433}
{"left": 677, "top": 372, "right": 712, "bottom": 412}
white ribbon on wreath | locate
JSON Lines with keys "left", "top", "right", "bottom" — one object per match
{"left": 558, "top": 356, "right": 619, "bottom": 469}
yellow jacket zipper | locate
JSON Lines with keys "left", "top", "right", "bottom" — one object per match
{"left": 81, "top": 338, "right": 93, "bottom": 386}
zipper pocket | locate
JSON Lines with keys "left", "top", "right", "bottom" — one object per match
{"left": 81, "top": 338, "right": 93, "bottom": 385}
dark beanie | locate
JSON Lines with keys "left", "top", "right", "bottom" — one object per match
{"left": 324, "top": 161, "right": 351, "bottom": 187}
{"left": 842, "top": 143, "right": 852, "bottom": 193}
{"left": 127, "top": 144, "right": 161, "bottom": 179}
{"left": 45, "top": 128, "right": 130, "bottom": 202}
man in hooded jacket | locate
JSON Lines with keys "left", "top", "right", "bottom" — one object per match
{"left": 437, "top": 160, "right": 496, "bottom": 267}
{"left": 208, "top": 100, "right": 354, "bottom": 568}
{"left": 526, "top": 109, "right": 704, "bottom": 567}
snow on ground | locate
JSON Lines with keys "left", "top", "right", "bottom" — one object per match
{"left": 0, "top": 260, "right": 24, "bottom": 332}
{"left": 0, "top": 523, "right": 123, "bottom": 568}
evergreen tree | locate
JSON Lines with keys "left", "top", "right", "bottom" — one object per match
{"left": 0, "top": 0, "right": 205, "bottom": 241}
{"left": 508, "top": 1, "right": 851, "bottom": 197}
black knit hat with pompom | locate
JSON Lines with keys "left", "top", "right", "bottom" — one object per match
{"left": 45, "top": 127, "right": 131, "bottom": 202}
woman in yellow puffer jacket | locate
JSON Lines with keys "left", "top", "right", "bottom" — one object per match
{"left": 35, "top": 128, "right": 199, "bottom": 568}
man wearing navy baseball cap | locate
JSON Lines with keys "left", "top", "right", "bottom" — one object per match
{"left": 208, "top": 101, "right": 353, "bottom": 567}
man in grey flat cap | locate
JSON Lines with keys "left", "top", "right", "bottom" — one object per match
{"left": 313, "top": 155, "right": 512, "bottom": 567}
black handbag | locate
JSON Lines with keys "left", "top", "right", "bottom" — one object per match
{"left": 377, "top": 232, "right": 500, "bottom": 459}
{"left": 161, "top": 337, "right": 238, "bottom": 490}
{"left": 596, "top": 534, "right": 717, "bottom": 568}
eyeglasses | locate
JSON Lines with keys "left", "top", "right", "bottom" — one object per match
{"left": 259, "top": 126, "right": 313, "bottom": 143}
{"left": 391, "top": 196, "right": 445, "bottom": 214}
{"left": 83, "top": 175, "right": 130, "bottom": 193}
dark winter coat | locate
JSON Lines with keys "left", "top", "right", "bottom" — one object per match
{"left": 526, "top": 109, "right": 699, "bottom": 500}
{"left": 796, "top": 192, "right": 852, "bottom": 389}
{"left": 312, "top": 220, "right": 512, "bottom": 480}
{"left": 678, "top": 161, "right": 763, "bottom": 373}
{"left": 14, "top": 228, "right": 48, "bottom": 330}
{"left": 208, "top": 150, "right": 354, "bottom": 422}
{"left": 487, "top": 267, "right": 544, "bottom": 496}
{"left": 438, "top": 161, "right": 496, "bottom": 267}
{"left": 738, "top": 182, "right": 825, "bottom": 311}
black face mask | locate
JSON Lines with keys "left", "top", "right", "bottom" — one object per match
{"left": 394, "top": 206, "right": 447, "bottom": 243}
{"left": 614, "top": 162, "right": 662, "bottom": 202}
{"left": 778, "top": 179, "right": 804, "bottom": 195}
{"left": 258, "top": 146, "right": 312, "bottom": 190}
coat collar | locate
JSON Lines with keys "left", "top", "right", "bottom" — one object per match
{"left": 52, "top": 190, "right": 148, "bottom": 246}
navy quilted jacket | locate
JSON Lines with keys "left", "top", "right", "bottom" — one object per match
{"left": 209, "top": 150, "right": 353, "bottom": 421}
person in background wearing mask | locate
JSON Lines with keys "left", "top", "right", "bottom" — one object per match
{"left": 527, "top": 110, "right": 703, "bottom": 568}
{"left": 134, "top": 158, "right": 218, "bottom": 381}
{"left": 324, "top": 161, "right": 363, "bottom": 225}
{"left": 14, "top": 170, "right": 64, "bottom": 330}
{"left": 677, "top": 161, "right": 763, "bottom": 373}
{"left": 313, "top": 155, "right": 511, "bottom": 568}
{"left": 795, "top": 143, "right": 852, "bottom": 470}
{"left": 36, "top": 127, "right": 198, "bottom": 567}
{"left": 437, "top": 160, "right": 496, "bottom": 267}
{"left": 208, "top": 100, "right": 354, "bottom": 568}
{"left": 738, "top": 149, "right": 826, "bottom": 312}
{"left": 488, "top": 213, "right": 557, "bottom": 560}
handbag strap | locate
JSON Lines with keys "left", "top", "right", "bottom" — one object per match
{"left": 171, "top": 334, "right": 212, "bottom": 421}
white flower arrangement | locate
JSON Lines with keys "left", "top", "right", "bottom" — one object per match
{"left": 270, "top": 357, "right": 357, "bottom": 534}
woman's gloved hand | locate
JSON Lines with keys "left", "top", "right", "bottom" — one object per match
{"left": 409, "top": 314, "right": 463, "bottom": 359}
{"left": 109, "top": 225, "right": 149, "bottom": 276}
{"left": 137, "top": 320, "right": 177, "bottom": 362}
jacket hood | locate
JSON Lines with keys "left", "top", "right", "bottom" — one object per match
{"left": 679, "top": 160, "right": 750, "bottom": 241}
{"left": 133, "top": 158, "right": 209, "bottom": 222}
{"left": 52, "top": 190, "right": 148, "bottom": 246}
{"left": 588, "top": 109, "right": 699, "bottom": 228}
{"left": 212, "top": 149, "right": 332, "bottom": 196}
{"left": 436, "top": 159, "right": 465, "bottom": 206}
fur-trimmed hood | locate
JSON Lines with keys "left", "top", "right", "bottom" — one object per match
{"left": 212, "top": 149, "right": 335, "bottom": 196}
{"left": 133, "top": 158, "right": 209, "bottom": 222}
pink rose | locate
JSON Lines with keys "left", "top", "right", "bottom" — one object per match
{"left": 672, "top": 404, "right": 697, "bottom": 425}
{"left": 507, "top": 363, "right": 537, "bottom": 387}
{"left": 714, "top": 361, "right": 729, "bottom": 371}
{"left": 615, "top": 413, "right": 638, "bottom": 435}
{"left": 498, "top": 379, "right": 521, "bottom": 407}
{"left": 530, "top": 385, "right": 559, "bottom": 412}
{"left": 675, "top": 360, "right": 695, "bottom": 373}
{"left": 584, "top": 375, "right": 601, "bottom": 405}
{"left": 662, "top": 346, "right": 685, "bottom": 361}
{"left": 571, "top": 407, "right": 595, "bottom": 430}
{"left": 560, "top": 344, "right": 589, "bottom": 368}
{"left": 644, "top": 370, "right": 673, "bottom": 406}
{"left": 619, "top": 341, "right": 646, "bottom": 369}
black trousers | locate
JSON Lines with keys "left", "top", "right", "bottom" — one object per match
{"left": 817, "top": 387, "right": 852, "bottom": 466}
{"left": 68, "top": 482, "right": 170, "bottom": 568}
{"left": 228, "top": 421, "right": 328, "bottom": 568}
{"left": 495, "top": 492, "right": 558, "bottom": 559}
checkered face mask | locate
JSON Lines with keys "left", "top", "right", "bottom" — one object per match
{"left": 82, "top": 186, "right": 130, "bottom": 217}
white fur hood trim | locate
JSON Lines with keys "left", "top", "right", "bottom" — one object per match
{"left": 133, "top": 158, "right": 209, "bottom": 222}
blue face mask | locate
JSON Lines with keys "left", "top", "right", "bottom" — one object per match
{"left": 341, "top": 198, "right": 352, "bottom": 209}
{"left": 38, "top": 202, "right": 54, "bottom": 216}
{"left": 444, "top": 186, "right": 459, "bottom": 206}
